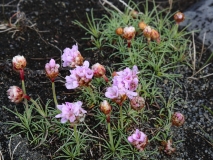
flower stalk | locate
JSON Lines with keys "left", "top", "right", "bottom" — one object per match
{"left": 107, "top": 122, "right": 115, "bottom": 152}
{"left": 74, "top": 124, "right": 80, "bottom": 155}
{"left": 52, "top": 81, "right": 58, "bottom": 107}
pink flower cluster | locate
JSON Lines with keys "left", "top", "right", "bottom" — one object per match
{"left": 105, "top": 65, "right": 139, "bottom": 105}
{"left": 45, "top": 59, "right": 60, "bottom": 81}
{"left": 65, "top": 61, "right": 94, "bottom": 89}
{"left": 128, "top": 129, "right": 148, "bottom": 151}
{"left": 61, "top": 44, "right": 84, "bottom": 68}
{"left": 55, "top": 101, "right": 87, "bottom": 124}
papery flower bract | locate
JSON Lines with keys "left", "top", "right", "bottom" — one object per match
{"left": 100, "top": 100, "right": 112, "bottom": 115}
{"left": 55, "top": 101, "right": 87, "bottom": 124}
{"left": 65, "top": 61, "right": 94, "bottom": 89}
{"left": 171, "top": 112, "right": 185, "bottom": 127}
{"left": 143, "top": 26, "right": 152, "bottom": 42}
{"left": 130, "top": 10, "right": 138, "bottom": 19}
{"left": 45, "top": 59, "right": 60, "bottom": 80}
{"left": 128, "top": 129, "right": 148, "bottom": 151}
{"left": 61, "top": 44, "right": 84, "bottom": 68}
{"left": 7, "top": 86, "right": 24, "bottom": 103}
{"left": 123, "top": 26, "right": 136, "bottom": 40}
{"left": 130, "top": 96, "right": 145, "bottom": 111}
{"left": 12, "top": 55, "right": 27, "bottom": 71}
{"left": 161, "top": 139, "right": 176, "bottom": 155}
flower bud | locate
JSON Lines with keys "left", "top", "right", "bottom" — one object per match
{"left": 151, "top": 29, "right": 160, "bottom": 43}
{"left": 100, "top": 100, "right": 112, "bottom": 115}
{"left": 123, "top": 26, "right": 136, "bottom": 40}
{"left": 174, "top": 12, "right": 185, "bottom": 24}
{"left": 143, "top": 26, "right": 152, "bottom": 42}
{"left": 138, "top": 21, "right": 147, "bottom": 30}
{"left": 12, "top": 55, "right": 27, "bottom": 71}
{"left": 7, "top": 86, "right": 24, "bottom": 103}
{"left": 92, "top": 63, "right": 108, "bottom": 82}
{"left": 171, "top": 112, "right": 185, "bottom": 127}
{"left": 161, "top": 139, "right": 176, "bottom": 155}
{"left": 130, "top": 96, "right": 145, "bottom": 111}
{"left": 115, "top": 27, "right": 123, "bottom": 35}
{"left": 45, "top": 59, "right": 60, "bottom": 81}
{"left": 130, "top": 10, "right": 138, "bottom": 19}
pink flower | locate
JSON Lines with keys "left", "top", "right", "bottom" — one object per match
{"left": 12, "top": 55, "right": 27, "bottom": 71}
{"left": 128, "top": 129, "right": 148, "bottom": 151}
{"left": 65, "top": 61, "right": 94, "bottom": 89}
{"left": 61, "top": 44, "right": 84, "bottom": 68}
{"left": 45, "top": 59, "right": 60, "bottom": 81}
{"left": 7, "top": 86, "right": 24, "bottom": 103}
{"left": 171, "top": 112, "right": 185, "bottom": 127}
{"left": 55, "top": 101, "right": 87, "bottom": 124}
{"left": 105, "top": 86, "right": 127, "bottom": 105}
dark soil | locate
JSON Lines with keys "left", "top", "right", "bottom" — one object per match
{"left": 1, "top": 0, "right": 211, "bottom": 160}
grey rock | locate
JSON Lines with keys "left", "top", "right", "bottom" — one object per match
{"left": 180, "top": 0, "right": 213, "bottom": 52}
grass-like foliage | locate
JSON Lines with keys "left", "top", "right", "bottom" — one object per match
{"left": 4, "top": 1, "right": 191, "bottom": 159}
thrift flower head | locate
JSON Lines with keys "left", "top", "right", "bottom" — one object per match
{"left": 171, "top": 112, "right": 185, "bottom": 127}
{"left": 143, "top": 26, "right": 152, "bottom": 42}
{"left": 130, "top": 96, "right": 145, "bottom": 111}
{"left": 100, "top": 100, "right": 112, "bottom": 115}
{"left": 123, "top": 26, "right": 136, "bottom": 40}
{"left": 105, "top": 65, "right": 139, "bottom": 105}
{"left": 12, "top": 55, "right": 26, "bottom": 71}
{"left": 55, "top": 101, "right": 87, "bottom": 124}
{"left": 61, "top": 44, "right": 84, "bottom": 68}
{"left": 45, "top": 59, "right": 60, "bottom": 81}
{"left": 128, "top": 129, "right": 148, "bottom": 151}
{"left": 7, "top": 86, "right": 24, "bottom": 103}
{"left": 65, "top": 61, "right": 94, "bottom": 89}
{"left": 161, "top": 139, "right": 176, "bottom": 155}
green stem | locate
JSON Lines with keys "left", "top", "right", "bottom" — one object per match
{"left": 29, "top": 98, "right": 46, "bottom": 118}
{"left": 52, "top": 82, "right": 58, "bottom": 107}
{"left": 107, "top": 122, "right": 115, "bottom": 152}
{"left": 21, "top": 79, "right": 30, "bottom": 120}
{"left": 128, "top": 47, "right": 134, "bottom": 64}
{"left": 119, "top": 105, "right": 123, "bottom": 129}
{"left": 74, "top": 124, "right": 80, "bottom": 155}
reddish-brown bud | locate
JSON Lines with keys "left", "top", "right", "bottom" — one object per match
{"left": 151, "top": 29, "right": 160, "bottom": 43}
{"left": 174, "top": 12, "right": 185, "bottom": 24}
